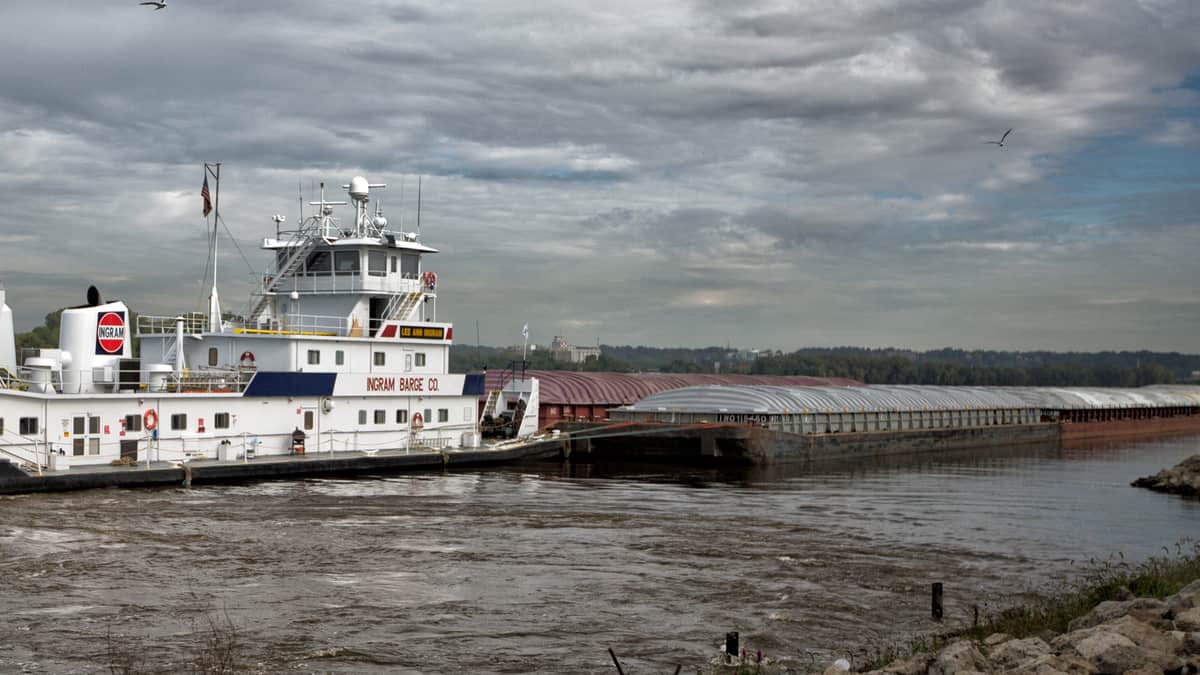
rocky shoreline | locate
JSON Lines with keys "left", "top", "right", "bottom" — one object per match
{"left": 840, "top": 581, "right": 1200, "bottom": 674}
{"left": 1132, "top": 455, "right": 1200, "bottom": 497}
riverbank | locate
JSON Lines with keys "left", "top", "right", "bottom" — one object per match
{"left": 838, "top": 542, "right": 1200, "bottom": 674}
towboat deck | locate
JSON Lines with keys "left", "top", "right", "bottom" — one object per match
{"left": 0, "top": 437, "right": 564, "bottom": 495}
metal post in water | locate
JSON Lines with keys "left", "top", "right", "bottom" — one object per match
{"left": 607, "top": 648, "right": 625, "bottom": 675}
{"left": 932, "top": 582, "right": 944, "bottom": 621}
{"left": 725, "top": 631, "right": 739, "bottom": 657}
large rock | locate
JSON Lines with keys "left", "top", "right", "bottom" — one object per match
{"left": 863, "top": 652, "right": 934, "bottom": 675}
{"left": 1132, "top": 454, "right": 1200, "bottom": 495}
{"left": 1177, "top": 608, "right": 1200, "bottom": 632}
{"left": 1173, "top": 580, "right": 1200, "bottom": 611}
{"left": 1103, "top": 614, "right": 1183, "bottom": 655}
{"left": 1004, "top": 652, "right": 1098, "bottom": 674}
{"left": 928, "top": 640, "right": 990, "bottom": 675}
{"left": 989, "top": 637, "right": 1052, "bottom": 670}
{"left": 1070, "top": 630, "right": 1164, "bottom": 674}
{"left": 1067, "top": 598, "right": 1167, "bottom": 631}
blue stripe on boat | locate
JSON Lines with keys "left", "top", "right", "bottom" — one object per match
{"left": 463, "top": 373, "right": 485, "bottom": 396}
{"left": 243, "top": 372, "right": 337, "bottom": 397}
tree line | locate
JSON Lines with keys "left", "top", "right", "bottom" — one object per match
{"left": 450, "top": 344, "right": 1198, "bottom": 387}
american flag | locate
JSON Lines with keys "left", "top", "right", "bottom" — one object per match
{"left": 201, "top": 175, "right": 212, "bottom": 217}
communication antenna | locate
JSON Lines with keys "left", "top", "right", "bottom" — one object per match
{"left": 297, "top": 181, "right": 304, "bottom": 225}
{"left": 416, "top": 175, "right": 422, "bottom": 239}
{"left": 397, "top": 176, "right": 405, "bottom": 233}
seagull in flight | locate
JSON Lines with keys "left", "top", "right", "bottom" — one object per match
{"left": 139, "top": 1, "right": 166, "bottom": 9}
{"left": 985, "top": 128, "right": 1012, "bottom": 147}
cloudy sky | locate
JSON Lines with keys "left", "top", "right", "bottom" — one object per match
{"left": 1, "top": 0, "right": 1198, "bottom": 352}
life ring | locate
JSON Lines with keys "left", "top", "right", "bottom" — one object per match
{"left": 239, "top": 351, "right": 256, "bottom": 368}
{"left": 423, "top": 271, "right": 437, "bottom": 291}
{"left": 411, "top": 411, "right": 424, "bottom": 429}
{"left": 143, "top": 409, "right": 158, "bottom": 432}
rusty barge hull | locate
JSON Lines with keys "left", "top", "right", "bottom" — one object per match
{"left": 1059, "top": 415, "right": 1200, "bottom": 441}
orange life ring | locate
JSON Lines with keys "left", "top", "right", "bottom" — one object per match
{"left": 239, "top": 351, "right": 256, "bottom": 368}
{"left": 423, "top": 271, "right": 437, "bottom": 290}
{"left": 143, "top": 409, "right": 158, "bottom": 431}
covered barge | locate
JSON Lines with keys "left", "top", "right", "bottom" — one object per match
{"left": 561, "top": 384, "right": 1200, "bottom": 464}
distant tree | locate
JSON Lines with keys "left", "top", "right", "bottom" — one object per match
{"left": 14, "top": 309, "right": 64, "bottom": 352}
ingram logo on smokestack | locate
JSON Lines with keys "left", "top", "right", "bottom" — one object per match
{"left": 95, "top": 311, "right": 126, "bottom": 355}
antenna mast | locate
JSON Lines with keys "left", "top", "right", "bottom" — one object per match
{"left": 416, "top": 175, "right": 422, "bottom": 239}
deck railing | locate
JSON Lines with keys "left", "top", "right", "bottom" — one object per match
{"left": 1, "top": 364, "right": 252, "bottom": 395}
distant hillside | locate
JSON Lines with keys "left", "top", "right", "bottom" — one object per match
{"left": 450, "top": 343, "right": 1200, "bottom": 387}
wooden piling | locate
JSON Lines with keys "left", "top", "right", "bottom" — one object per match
{"left": 932, "top": 582, "right": 943, "bottom": 621}
{"left": 725, "top": 631, "right": 739, "bottom": 657}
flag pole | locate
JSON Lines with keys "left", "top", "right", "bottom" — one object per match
{"left": 205, "top": 163, "right": 222, "bottom": 332}
{"left": 521, "top": 323, "right": 529, "bottom": 379}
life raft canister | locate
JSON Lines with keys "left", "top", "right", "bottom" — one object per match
{"left": 143, "top": 409, "right": 158, "bottom": 431}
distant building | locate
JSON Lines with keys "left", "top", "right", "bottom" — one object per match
{"left": 550, "top": 336, "right": 601, "bottom": 363}
{"left": 726, "top": 349, "right": 761, "bottom": 363}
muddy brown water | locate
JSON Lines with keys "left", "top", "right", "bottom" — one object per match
{"left": 1, "top": 435, "right": 1198, "bottom": 673}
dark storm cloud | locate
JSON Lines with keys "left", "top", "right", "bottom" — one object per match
{"left": 0, "top": 0, "right": 1197, "bottom": 351}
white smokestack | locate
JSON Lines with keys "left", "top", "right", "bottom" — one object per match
{"left": 0, "top": 282, "right": 16, "bottom": 374}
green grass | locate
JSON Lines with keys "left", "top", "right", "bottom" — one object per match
{"left": 859, "top": 539, "right": 1200, "bottom": 671}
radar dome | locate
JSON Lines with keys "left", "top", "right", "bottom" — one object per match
{"left": 373, "top": 216, "right": 388, "bottom": 228}
{"left": 349, "top": 176, "right": 370, "bottom": 201}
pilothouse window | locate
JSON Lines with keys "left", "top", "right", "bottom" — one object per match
{"left": 305, "top": 251, "right": 331, "bottom": 275}
{"left": 400, "top": 253, "right": 419, "bottom": 279}
{"left": 334, "top": 250, "right": 359, "bottom": 274}
{"left": 368, "top": 251, "right": 387, "bottom": 277}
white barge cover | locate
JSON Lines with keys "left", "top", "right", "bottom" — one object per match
{"left": 996, "top": 385, "right": 1200, "bottom": 410}
{"left": 620, "top": 384, "right": 1200, "bottom": 415}
{"left": 620, "top": 385, "right": 1033, "bottom": 414}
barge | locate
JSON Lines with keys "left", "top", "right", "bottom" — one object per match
{"left": 560, "top": 384, "right": 1200, "bottom": 464}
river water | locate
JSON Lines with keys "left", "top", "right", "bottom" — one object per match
{"left": 1, "top": 434, "right": 1198, "bottom": 673}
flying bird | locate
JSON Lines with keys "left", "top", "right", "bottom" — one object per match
{"left": 139, "top": 1, "right": 166, "bottom": 9}
{"left": 985, "top": 128, "right": 1012, "bottom": 147}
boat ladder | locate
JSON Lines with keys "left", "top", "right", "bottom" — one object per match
{"left": 247, "top": 233, "right": 320, "bottom": 323}
{"left": 480, "top": 389, "right": 502, "bottom": 423}
{"left": 379, "top": 291, "right": 424, "bottom": 326}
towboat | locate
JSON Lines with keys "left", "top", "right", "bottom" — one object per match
{"left": 0, "top": 175, "right": 541, "bottom": 478}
